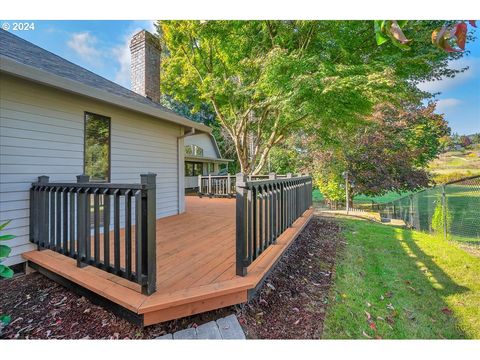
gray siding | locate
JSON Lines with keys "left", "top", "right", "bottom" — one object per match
{"left": 184, "top": 133, "right": 218, "bottom": 158}
{"left": 0, "top": 74, "right": 182, "bottom": 265}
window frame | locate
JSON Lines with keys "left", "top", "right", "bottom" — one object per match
{"left": 185, "top": 161, "right": 203, "bottom": 177}
{"left": 83, "top": 111, "right": 112, "bottom": 183}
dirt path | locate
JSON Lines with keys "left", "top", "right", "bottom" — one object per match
{"left": 0, "top": 215, "right": 343, "bottom": 339}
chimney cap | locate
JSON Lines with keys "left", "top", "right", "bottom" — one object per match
{"left": 130, "top": 29, "right": 161, "bottom": 52}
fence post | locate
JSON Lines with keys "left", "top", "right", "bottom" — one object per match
{"left": 141, "top": 173, "right": 157, "bottom": 295}
{"left": 409, "top": 194, "right": 414, "bottom": 228}
{"left": 76, "top": 174, "right": 89, "bottom": 268}
{"left": 442, "top": 184, "right": 448, "bottom": 241}
{"left": 236, "top": 173, "right": 248, "bottom": 276}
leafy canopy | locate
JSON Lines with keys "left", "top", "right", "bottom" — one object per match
{"left": 159, "top": 21, "right": 460, "bottom": 174}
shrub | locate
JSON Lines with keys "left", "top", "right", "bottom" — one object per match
{"left": 431, "top": 199, "right": 452, "bottom": 237}
{"left": 0, "top": 220, "right": 15, "bottom": 326}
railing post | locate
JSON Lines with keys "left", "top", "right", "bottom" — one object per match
{"left": 208, "top": 174, "right": 212, "bottom": 196}
{"left": 76, "top": 174, "right": 89, "bottom": 268}
{"left": 227, "top": 174, "right": 232, "bottom": 196}
{"left": 198, "top": 174, "right": 202, "bottom": 193}
{"left": 236, "top": 173, "right": 248, "bottom": 276}
{"left": 36, "top": 175, "right": 49, "bottom": 250}
{"left": 141, "top": 173, "right": 157, "bottom": 295}
{"left": 442, "top": 184, "right": 448, "bottom": 241}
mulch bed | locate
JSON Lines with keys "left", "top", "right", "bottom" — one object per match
{"left": 238, "top": 216, "right": 342, "bottom": 339}
{"left": 0, "top": 215, "right": 342, "bottom": 339}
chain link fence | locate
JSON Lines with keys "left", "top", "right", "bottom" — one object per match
{"left": 375, "top": 175, "right": 480, "bottom": 246}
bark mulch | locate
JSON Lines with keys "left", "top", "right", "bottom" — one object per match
{"left": 238, "top": 216, "right": 343, "bottom": 339}
{"left": 0, "top": 215, "right": 342, "bottom": 339}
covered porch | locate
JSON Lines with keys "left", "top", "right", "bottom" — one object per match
{"left": 23, "top": 196, "right": 313, "bottom": 326}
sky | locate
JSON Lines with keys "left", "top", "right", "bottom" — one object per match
{"left": 2, "top": 20, "right": 480, "bottom": 135}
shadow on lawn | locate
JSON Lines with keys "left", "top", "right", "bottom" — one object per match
{"left": 390, "top": 225, "right": 469, "bottom": 338}
{"left": 329, "top": 217, "right": 471, "bottom": 339}
{"left": 396, "top": 228, "right": 469, "bottom": 297}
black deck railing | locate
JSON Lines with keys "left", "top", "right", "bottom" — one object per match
{"left": 29, "top": 173, "right": 157, "bottom": 295}
{"left": 235, "top": 173, "right": 313, "bottom": 276}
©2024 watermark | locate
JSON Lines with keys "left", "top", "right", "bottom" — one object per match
{"left": 1, "top": 21, "right": 36, "bottom": 31}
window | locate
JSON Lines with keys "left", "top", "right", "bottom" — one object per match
{"left": 185, "top": 144, "right": 204, "bottom": 157}
{"left": 208, "top": 163, "right": 215, "bottom": 173}
{"left": 84, "top": 112, "right": 110, "bottom": 182}
{"left": 185, "top": 161, "right": 203, "bottom": 176}
{"left": 185, "top": 145, "right": 194, "bottom": 155}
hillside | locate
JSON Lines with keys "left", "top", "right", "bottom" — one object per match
{"left": 429, "top": 144, "right": 480, "bottom": 183}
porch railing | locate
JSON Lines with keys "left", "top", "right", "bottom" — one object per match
{"left": 198, "top": 174, "right": 236, "bottom": 197}
{"left": 235, "top": 173, "right": 313, "bottom": 276}
{"left": 29, "top": 173, "right": 157, "bottom": 295}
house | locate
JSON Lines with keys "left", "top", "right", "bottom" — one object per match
{"left": 0, "top": 28, "right": 313, "bottom": 326}
{"left": 0, "top": 29, "right": 209, "bottom": 266}
{"left": 184, "top": 133, "right": 232, "bottom": 189}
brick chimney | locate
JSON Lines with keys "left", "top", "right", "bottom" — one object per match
{"left": 130, "top": 30, "right": 161, "bottom": 103}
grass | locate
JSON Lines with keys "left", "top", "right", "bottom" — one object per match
{"left": 312, "top": 189, "right": 409, "bottom": 204}
{"left": 323, "top": 218, "right": 480, "bottom": 339}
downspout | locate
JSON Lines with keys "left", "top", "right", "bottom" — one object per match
{"left": 177, "top": 127, "right": 196, "bottom": 213}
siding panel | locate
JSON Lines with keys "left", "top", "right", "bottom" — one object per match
{"left": 0, "top": 74, "right": 183, "bottom": 265}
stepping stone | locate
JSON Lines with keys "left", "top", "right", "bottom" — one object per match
{"left": 173, "top": 328, "right": 197, "bottom": 339}
{"left": 196, "top": 321, "right": 222, "bottom": 339}
{"left": 155, "top": 333, "right": 173, "bottom": 340}
{"left": 216, "top": 315, "right": 246, "bottom": 339}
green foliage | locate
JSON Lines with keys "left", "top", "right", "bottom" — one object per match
{"left": 84, "top": 113, "right": 109, "bottom": 181}
{"left": 315, "top": 173, "right": 345, "bottom": 203}
{"left": 159, "top": 21, "right": 459, "bottom": 174}
{"left": 0, "top": 315, "right": 11, "bottom": 326}
{"left": 0, "top": 220, "right": 15, "bottom": 326}
{"left": 0, "top": 220, "right": 14, "bottom": 279}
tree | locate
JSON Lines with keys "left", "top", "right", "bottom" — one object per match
{"left": 306, "top": 102, "right": 450, "bottom": 199}
{"left": 158, "top": 21, "right": 463, "bottom": 174}
{"left": 459, "top": 135, "right": 472, "bottom": 148}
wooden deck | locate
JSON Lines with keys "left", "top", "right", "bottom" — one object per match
{"left": 23, "top": 197, "right": 314, "bottom": 326}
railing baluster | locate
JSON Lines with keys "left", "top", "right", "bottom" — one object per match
{"left": 69, "top": 189, "right": 75, "bottom": 256}
{"left": 113, "top": 189, "right": 121, "bottom": 274}
{"left": 93, "top": 189, "right": 100, "bottom": 265}
{"left": 55, "top": 188, "right": 61, "bottom": 251}
{"left": 62, "top": 188, "right": 68, "bottom": 254}
{"left": 49, "top": 188, "right": 55, "bottom": 250}
{"left": 125, "top": 190, "right": 132, "bottom": 279}
{"left": 85, "top": 189, "right": 91, "bottom": 263}
{"left": 103, "top": 189, "right": 110, "bottom": 269}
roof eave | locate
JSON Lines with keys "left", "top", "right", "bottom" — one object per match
{"left": 0, "top": 55, "right": 211, "bottom": 134}
{"left": 185, "top": 155, "right": 233, "bottom": 163}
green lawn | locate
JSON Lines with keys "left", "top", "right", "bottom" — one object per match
{"left": 312, "top": 189, "right": 409, "bottom": 205}
{"left": 323, "top": 218, "right": 480, "bottom": 339}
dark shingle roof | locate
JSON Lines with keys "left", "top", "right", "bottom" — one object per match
{"left": 0, "top": 29, "right": 177, "bottom": 116}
